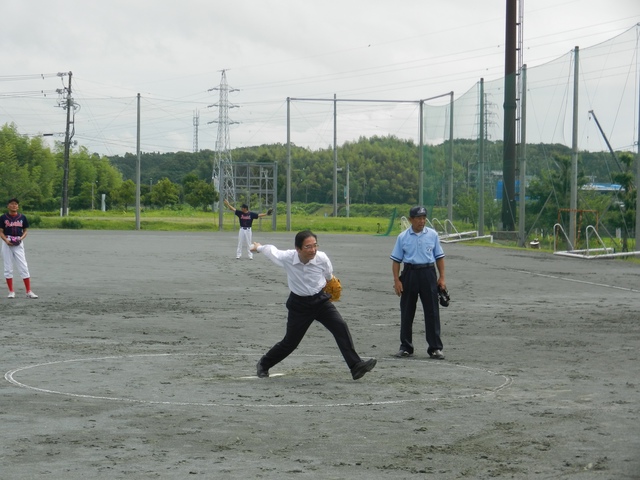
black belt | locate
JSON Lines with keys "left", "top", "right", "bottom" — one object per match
{"left": 403, "top": 263, "right": 434, "bottom": 270}
{"left": 290, "top": 291, "right": 324, "bottom": 300}
{"left": 241, "top": 227, "right": 251, "bottom": 229}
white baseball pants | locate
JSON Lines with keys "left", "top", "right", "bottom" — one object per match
{"left": 2, "top": 241, "right": 31, "bottom": 279}
{"left": 236, "top": 228, "right": 253, "bottom": 259}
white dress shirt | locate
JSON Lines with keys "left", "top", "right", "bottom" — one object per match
{"left": 258, "top": 245, "right": 333, "bottom": 296}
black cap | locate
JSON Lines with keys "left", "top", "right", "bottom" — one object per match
{"left": 409, "top": 206, "right": 427, "bottom": 217}
{"left": 241, "top": 203, "right": 249, "bottom": 209}
{"left": 7, "top": 198, "right": 19, "bottom": 205}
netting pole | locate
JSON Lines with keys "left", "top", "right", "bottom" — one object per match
{"left": 636, "top": 48, "right": 640, "bottom": 251}
{"left": 286, "top": 97, "right": 292, "bottom": 231}
{"left": 518, "top": 65, "right": 528, "bottom": 247}
{"left": 419, "top": 100, "right": 424, "bottom": 206}
{"left": 448, "top": 91, "right": 454, "bottom": 222}
{"left": 478, "top": 78, "right": 485, "bottom": 237}
{"left": 570, "top": 47, "right": 580, "bottom": 247}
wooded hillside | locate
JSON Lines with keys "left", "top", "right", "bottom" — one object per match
{"left": 107, "top": 135, "right": 620, "bottom": 206}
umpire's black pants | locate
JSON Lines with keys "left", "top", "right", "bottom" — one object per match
{"left": 399, "top": 266, "right": 443, "bottom": 354}
{"left": 260, "top": 291, "right": 362, "bottom": 370}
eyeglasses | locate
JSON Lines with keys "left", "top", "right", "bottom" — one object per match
{"left": 302, "top": 243, "right": 319, "bottom": 250}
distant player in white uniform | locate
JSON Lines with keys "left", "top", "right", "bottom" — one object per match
{"left": 1, "top": 198, "right": 38, "bottom": 298}
{"left": 223, "top": 199, "right": 271, "bottom": 259}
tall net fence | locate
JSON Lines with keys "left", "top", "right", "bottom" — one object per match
{"left": 422, "top": 24, "right": 639, "bottom": 245}
{"left": 424, "top": 25, "right": 638, "bottom": 151}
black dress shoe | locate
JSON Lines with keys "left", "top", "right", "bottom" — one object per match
{"left": 351, "top": 358, "right": 377, "bottom": 380}
{"left": 394, "top": 350, "right": 412, "bottom": 358}
{"left": 256, "top": 361, "right": 269, "bottom": 378}
{"left": 428, "top": 349, "right": 445, "bottom": 360}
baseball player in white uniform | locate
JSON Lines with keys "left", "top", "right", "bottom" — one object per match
{"left": 223, "top": 199, "right": 271, "bottom": 259}
{"left": 1, "top": 198, "right": 38, "bottom": 298}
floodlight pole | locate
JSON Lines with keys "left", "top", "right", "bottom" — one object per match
{"left": 502, "top": 0, "right": 517, "bottom": 231}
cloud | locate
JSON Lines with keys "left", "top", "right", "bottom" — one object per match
{"left": 1, "top": 0, "right": 638, "bottom": 155}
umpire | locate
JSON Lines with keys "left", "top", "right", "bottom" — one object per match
{"left": 391, "top": 206, "right": 446, "bottom": 359}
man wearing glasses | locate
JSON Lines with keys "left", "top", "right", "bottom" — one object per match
{"left": 250, "top": 230, "right": 377, "bottom": 380}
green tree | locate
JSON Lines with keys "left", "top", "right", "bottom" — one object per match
{"left": 151, "top": 177, "right": 180, "bottom": 207}
{"left": 112, "top": 180, "right": 136, "bottom": 211}
{"left": 184, "top": 179, "right": 218, "bottom": 211}
{"left": 609, "top": 152, "right": 636, "bottom": 251}
{"left": 454, "top": 189, "right": 501, "bottom": 231}
{"left": 0, "top": 123, "right": 55, "bottom": 207}
{"left": 526, "top": 153, "right": 588, "bottom": 233}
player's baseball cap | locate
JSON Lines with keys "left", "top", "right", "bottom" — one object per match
{"left": 241, "top": 203, "right": 249, "bottom": 209}
{"left": 409, "top": 206, "right": 427, "bottom": 217}
{"left": 7, "top": 198, "right": 19, "bottom": 205}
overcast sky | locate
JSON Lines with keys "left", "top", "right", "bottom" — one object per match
{"left": 1, "top": 0, "right": 639, "bottom": 157}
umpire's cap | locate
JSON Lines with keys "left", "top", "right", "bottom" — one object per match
{"left": 409, "top": 206, "right": 427, "bottom": 217}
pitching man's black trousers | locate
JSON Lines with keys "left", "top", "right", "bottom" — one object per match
{"left": 260, "top": 291, "right": 362, "bottom": 370}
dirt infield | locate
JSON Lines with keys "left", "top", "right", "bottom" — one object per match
{"left": 1, "top": 230, "right": 639, "bottom": 479}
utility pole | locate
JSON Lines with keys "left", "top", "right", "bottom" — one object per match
{"left": 57, "top": 71, "right": 74, "bottom": 217}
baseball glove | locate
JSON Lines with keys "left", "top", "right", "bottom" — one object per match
{"left": 323, "top": 275, "right": 342, "bottom": 302}
{"left": 8, "top": 236, "right": 21, "bottom": 246}
{"left": 266, "top": 208, "right": 273, "bottom": 215}
{"left": 438, "top": 286, "right": 450, "bottom": 307}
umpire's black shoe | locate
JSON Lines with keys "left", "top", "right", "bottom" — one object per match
{"left": 395, "top": 350, "right": 412, "bottom": 358}
{"left": 256, "top": 361, "right": 269, "bottom": 378}
{"left": 428, "top": 349, "right": 445, "bottom": 360}
{"left": 351, "top": 358, "right": 377, "bottom": 380}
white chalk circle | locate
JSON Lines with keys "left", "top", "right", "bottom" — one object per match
{"left": 4, "top": 353, "right": 511, "bottom": 408}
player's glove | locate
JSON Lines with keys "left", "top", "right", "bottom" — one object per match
{"left": 8, "top": 236, "right": 21, "bottom": 246}
{"left": 266, "top": 208, "right": 273, "bottom": 216}
{"left": 438, "top": 286, "right": 450, "bottom": 307}
{"left": 322, "top": 275, "right": 342, "bottom": 302}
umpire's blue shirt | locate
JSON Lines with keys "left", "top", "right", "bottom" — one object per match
{"left": 390, "top": 226, "right": 445, "bottom": 264}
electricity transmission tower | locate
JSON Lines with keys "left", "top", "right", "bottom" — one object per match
{"left": 208, "top": 70, "right": 238, "bottom": 204}
{"left": 192, "top": 109, "right": 199, "bottom": 153}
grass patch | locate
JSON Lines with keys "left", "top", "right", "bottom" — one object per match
{"left": 32, "top": 207, "right": 399, "bottom": 235}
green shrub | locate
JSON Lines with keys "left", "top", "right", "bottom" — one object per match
{"left": 60, "top": 218, "right": 83, "bottom": 229}
{"left": 28, "top": 214, "right": 42, "bottom": 227}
